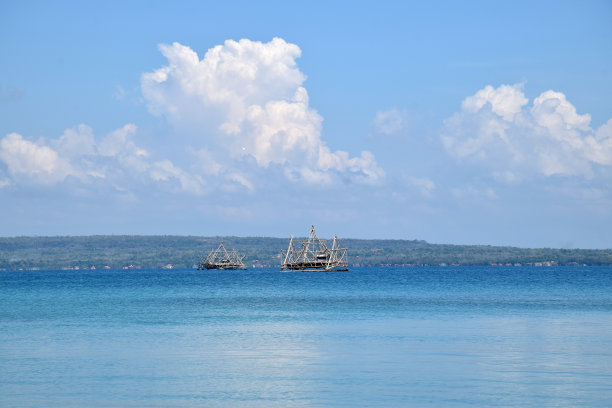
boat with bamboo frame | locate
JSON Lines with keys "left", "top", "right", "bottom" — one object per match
{"left": 281, "top": 225, "right": 348, "bottom": 272}
{"left": 198, "top": 242, "right": 247, "bottom": 270}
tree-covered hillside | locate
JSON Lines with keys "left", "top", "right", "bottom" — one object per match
{"left": 1, "top": 235, "right": 611, "bottom": 270}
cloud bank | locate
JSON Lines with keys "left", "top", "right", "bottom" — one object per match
{"left": 0, "top": 124, "right": 205, "bottom": 194}
{"left": 442, "top": 84, "right": 612, "bottom": 180}
{"left": 141, "top": 38, "right": 384, "bottom": 185}
{"left": 1, "top": 38, "right": 384, "bottom": 196}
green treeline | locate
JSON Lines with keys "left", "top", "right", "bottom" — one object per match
{"left": 1, "top": 235, "right": 611, "bottom": 270}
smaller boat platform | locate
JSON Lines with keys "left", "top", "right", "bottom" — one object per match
{"left": 198, "top": 242, "right": 247, "bottom": 270}
{"left": 281, "top": 225, "right": 348, "bottom": 272}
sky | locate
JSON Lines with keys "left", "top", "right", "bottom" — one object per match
{"left": 1, "top": 0, "right": 611, "bottom": 248}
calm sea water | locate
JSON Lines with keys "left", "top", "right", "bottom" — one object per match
{"left": 1, "top": 266, "right": 611, "bottom": 407}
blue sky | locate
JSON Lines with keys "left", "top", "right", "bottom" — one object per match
{"left": 1, "top": 0, "right": 611, "bottom": 248}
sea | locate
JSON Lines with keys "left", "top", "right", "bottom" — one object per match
{"left": 1, "top": 266, "right": 611, "bottom": 407}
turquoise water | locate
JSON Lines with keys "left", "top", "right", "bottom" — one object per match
{"left": 1, "top": 266, "right": 611, "bottom": 407}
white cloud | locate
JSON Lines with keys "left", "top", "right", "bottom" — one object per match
{"left": 149, "top": 159, "right": 206, "bottom": 195}
{"left": 442, "top": 84, "right": 612, "bottom": 179}
{"left": 461, "top": 84, "right": 528, "bottom": 121}
{"left": 98, "top": 124, "right": 144, "bottom": 157}
{"left": 0, "top": 169, "right": 10, "bottom": 188}
{"left": 0, "top": 125, "right": 207, "bottom": 195}
{"left": 54, "top": 124, "right": 97, "bottom": 157}
{"left": 591, "top": 119, "right": 612, "bottom": 165}
{"left": 228, "top": 173, "right": 254, "bottom": 192}
{"left": 0, "top": 133, "right": 75, "bottom": 184}
{"left": 404, "top": 176, "right": 435, "bottom": 198}
{"left": 141, "top": 38, "right": 384, "bottom": 185}
{"left": 371, "top": 108, "right": 410, "bottom": 136}
{"left": 190, "top": 148, "right": 223, "bottom": 176}
{"left": 97, "top": 124, "right": 153, "bottom": 176}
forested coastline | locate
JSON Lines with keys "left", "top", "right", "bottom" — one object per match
{"left": 1, "top": 235, "right": 611, "bottom": 270}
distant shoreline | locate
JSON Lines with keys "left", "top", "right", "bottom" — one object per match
{"left": 1, "top": 235, "right": 611, "bottom": 270}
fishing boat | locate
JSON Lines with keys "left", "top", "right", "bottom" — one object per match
{"left": 281, "top": 225, "right": 348, "bottom": 272}
{"left": 198, "top": 242, "right": 247, "bottom": 270}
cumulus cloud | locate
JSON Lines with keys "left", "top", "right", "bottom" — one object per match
{"left": 54, "top": 124, "right": 97, "bottom": 157}
{"left": 141, "top": 38, "right": 384, "bottom": 185}
{"left": 0, "top": 125, "right": 206, "bottom": 194}
{"left": 442, "top": 84, "right": 612, "bottom": 179}
{"left": 461, "top": 84, "right": 528, "bottom": 121}
{"left": 0, "top": 133, "right": 75, "bottom": 184}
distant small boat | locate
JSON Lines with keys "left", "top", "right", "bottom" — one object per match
{"left": 198, "top": 242, "right": 247, "bottom": 270}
